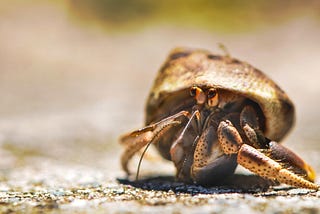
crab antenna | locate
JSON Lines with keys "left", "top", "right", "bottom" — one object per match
{"left": 218, "top": 43, "right": 231, "bottom": 58}
{"left": 136, "top": 138, "right": 154, "bottom": 181}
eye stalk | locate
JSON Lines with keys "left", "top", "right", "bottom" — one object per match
{"left": 190, "top": 86, "right": 206, "bottom": 105}
{"left": 207, "top": 88, "right": 219, "bottom": 107}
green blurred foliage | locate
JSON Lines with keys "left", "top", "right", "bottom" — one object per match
{"left": 68, "top": 0, "right": 320, "bottom": 32}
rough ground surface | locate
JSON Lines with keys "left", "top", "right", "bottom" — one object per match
{"left": 0, "top": 2, "right": 320, "bottom": 213}
{"left": 0, "top": 165, "right": 319, "bottom": 213}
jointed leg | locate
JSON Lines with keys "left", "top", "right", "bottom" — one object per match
{"left": 170, "top": 110, "right": 201, "bottom": 181}
{"left": 217, "top": 119, "right": 319, "bottom": 189}
{"left": 238, "top": 144, "right": 318, "bottom": 189}
{"left": 217, "top": 120, "right": 243, "bottom": 154}
{"left": 191, "top": 125, "right": 237, "bottom": 185}
{"left": 120, "top": 110, "right": 189, "bottom": 175}
{"left": 240, "top": 105, "right": 267, "bottom": 148}
{"left": 170, "top": 110, "right": 200, "bottom": 163}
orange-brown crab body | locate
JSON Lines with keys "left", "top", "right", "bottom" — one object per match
{"left": 120, "top": 47, "right": 318, "bottom": 189}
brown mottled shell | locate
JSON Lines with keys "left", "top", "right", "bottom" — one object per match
{"left": 145, "top": 47, "right": 295, "bottom": 142}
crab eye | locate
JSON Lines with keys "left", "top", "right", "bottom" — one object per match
{"left": 190, "top": 86, "right": 197, "bottom": 97}
{"left": 190, "top": 86, "right": 206, "bottom": 104}
{"left": 208, "top": 88, "right": 217, "bottom": 99}
{"left": 207, "top": 88, "right": 219, "bottom": 107}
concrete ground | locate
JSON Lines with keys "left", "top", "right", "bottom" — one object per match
{"left": 0, "top": 2, "right": 320, "bottom": 213}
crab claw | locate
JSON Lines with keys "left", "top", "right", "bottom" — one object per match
{"left": 238, "top": 143, "right": 319, "bottom": 190}
{"left": 267, "top": 141, "right": 316, "bottom": 183}
{"left": 218, "top": 120, "right": 318, "bottom": 189}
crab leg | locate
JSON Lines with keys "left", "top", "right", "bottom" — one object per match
{"left": 170, "top": 110, "right": 200, "bottom": 163}
{"left": 191, "top": 125, "right": 237, "bottom": 185}
{"left": 240, "top": 105, "right": 268, "bottom": 148}
{"left": 238, "top": 144, "right": 318, "bottom": 189}
{"left": 119, "top": 110, "right": 189, "bottom": 175}
{"left": 168, "top": 110, "right": 201, "bottom": 181}
{"left": 218, "top": 120, "right": 319, "bottom": 190}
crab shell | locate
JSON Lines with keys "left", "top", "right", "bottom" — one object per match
{"left": 145, "top": 47, "right": 295, "bottom": 142}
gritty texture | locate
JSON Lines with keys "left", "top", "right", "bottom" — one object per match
{"left": 0, "top": 169, "right": 319, "bottom": 214}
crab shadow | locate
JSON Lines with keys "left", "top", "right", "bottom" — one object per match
{"left": 117, "top": 174, "right": 276, "bottom": 194}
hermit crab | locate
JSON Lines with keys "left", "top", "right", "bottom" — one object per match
{"left": 120, "top": 47, "right": 318, "bottom": 189}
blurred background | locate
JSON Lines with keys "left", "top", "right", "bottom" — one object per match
{"left": 0, "top": 0, "right": 320, "bottom": 185}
